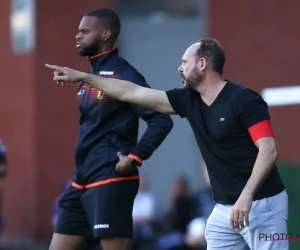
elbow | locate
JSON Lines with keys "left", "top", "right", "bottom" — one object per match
{"left": 169, "top": 119, "right": 174, "bottom": 131}
{"left": 165, "top": 116, "right": 174, "bottom": 132}
{"left": 271, "top": 140, "right": 279, "bottom": 162}
{"left": 148, "top": 114, "right": 173, "bottom": 133}
{"left": 163, "top": 118, "right": 174, "bottom": 137}
{"left": 257, "top": 138, "right": 279, "bottom": 163}
{"left": 153, "top": 115, "right": 174, "bottom": 135}
{"left": 266, "top": 145, "right": 279, "bottom": 163}
{"left": 168, "top": 115, "right": 174, "bottom": 127}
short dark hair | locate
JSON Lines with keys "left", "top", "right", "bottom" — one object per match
{"left": 195, "top": 38, "right": 225, "bottom": 75}
{"left": 85, "top": 8, "right": 121, "bottom": 42}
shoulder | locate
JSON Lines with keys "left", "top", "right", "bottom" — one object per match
{"left": 226, "top": 80, "right": 265, "bottom": 103}
{"left": 116, "top": 57, "right": 147, "bottom": 84}
{"left": 238, "top": 87, "right": 267, "bottom": 107}
{"left": 166, "top": 88, "right": 197, "bottom": 108}
{"left": 227, "top": 82, "right": 271, "bottom": 126}
{"left": 226, "top": 80, "right": 248, "bottom": 95}
{"left": 114, "top": 56, "right": 142, "bottom": 76}
{"left": 113, "top": 55, "right": 130, "bottom": 68}
{"left": 166, "top": 87, "right": 195, "bottom": 97}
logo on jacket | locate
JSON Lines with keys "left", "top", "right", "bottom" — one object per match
{"left": 94, "top": 224, "right": 109, "bottom": 229}
{"left": 99, "top": 71, "right": 114, "bottom": 76}
{"left": 77, "top": 88, "right": 86, "bottom": 96}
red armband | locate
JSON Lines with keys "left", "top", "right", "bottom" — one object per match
{"left": 248, "top": 120, "right": 275, "bottom": 143}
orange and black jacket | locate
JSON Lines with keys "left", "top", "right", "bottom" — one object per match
{"left": 73, "top": 47, "right": 173, "bottom": 187}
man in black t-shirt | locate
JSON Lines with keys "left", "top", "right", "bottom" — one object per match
{"left": 46, "top": 37, "right": 288, "bottom": 250}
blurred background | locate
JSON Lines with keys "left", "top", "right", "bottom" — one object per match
{"left": 0, "top": 0, "right": 300, "bottom": 249}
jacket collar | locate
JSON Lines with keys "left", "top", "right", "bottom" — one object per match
{"left": 89, "top": 46, "right": 118, "bottom": 71}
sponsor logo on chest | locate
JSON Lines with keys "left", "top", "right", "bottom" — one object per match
{"left": 99, "top": 71, "right": 114, "bottom": 76}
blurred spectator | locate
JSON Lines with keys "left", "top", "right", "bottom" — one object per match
{"left": 0, "top": 137, "right": 7, "bottom": 235}
{"left": 184, "top": 217, "right": 207, "bottom": 250}
{"left": 132, "top": 176, "right": 156, "bottom": 250}
{"left": 157, "top": 175, "right": 194, "bottom": 250}
{"left": 184, "top": 161, "right": 216, "bottom": 250}
{"left": 195, "top": 162, "right": 216, "bottom": 219}
{"left": 168, "top": 175, "right": 194, "bottom": 233}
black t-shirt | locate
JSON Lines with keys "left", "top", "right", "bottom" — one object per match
{"left": 166, "top": 80, "right": 285, "bottom": 205}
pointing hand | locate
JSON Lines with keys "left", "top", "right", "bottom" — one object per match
{"left": 45, "top": 64, "right": 86, "bottom": 85}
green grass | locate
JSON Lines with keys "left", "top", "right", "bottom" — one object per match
{"left": 277, "top": 161, "right": 300, "bottom": 250}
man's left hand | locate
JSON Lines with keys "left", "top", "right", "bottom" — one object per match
{"left": 116, "top": 152, "right": 136, "bottom": 174}
{"left": 230, "top": 192, "right": 253, "bottom": 229}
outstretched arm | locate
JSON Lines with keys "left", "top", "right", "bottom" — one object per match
{"left": 45, "top": 64, "right": 175, "bottom": 114}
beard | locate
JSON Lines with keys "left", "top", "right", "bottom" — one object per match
{"left": 78, "top": 37, "right": 101, "bottom": 57}
{"left": 181, "top": 67, "right": 202, "bottom": 91}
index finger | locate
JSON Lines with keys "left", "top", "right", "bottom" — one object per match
{"left": 45, "top": 64, "right": 63, "bottom": 71}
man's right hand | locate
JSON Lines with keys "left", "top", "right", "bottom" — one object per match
{"left": 45, "top": 64, "right": 87, "bottom": 84}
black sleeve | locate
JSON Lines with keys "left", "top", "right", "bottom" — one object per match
{"left": 165, "top": 88, "right": 190, "bottom": 118}
{"left": 119, "top": 69, "right": 174, "bottom": 161}
{"left": 237, "top": 89, "right": 271, "bottom": 129}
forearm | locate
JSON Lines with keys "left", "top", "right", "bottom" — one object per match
{"left": 130, "top": 129, "right": 168, "bottom": 160}
{"left": 82, "top": 73, "right": 137, "bottom": 101}
{"left": 242, "top": 148, "right": 278, "bottom": 196}
{"left": 129, "top": 112, "right": 173, "bottom": 160}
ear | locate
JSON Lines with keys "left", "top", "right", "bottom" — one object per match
{"left": 102, "top": 30, "right": 112, "bottom": 41}
{"left": 198, "top": 57, "right": 208, "bottom": 72}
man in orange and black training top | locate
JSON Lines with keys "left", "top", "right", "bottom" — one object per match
{"left": 49, "top": 8, "right": 173, "bottom": 250}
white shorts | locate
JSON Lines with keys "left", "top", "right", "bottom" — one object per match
{"left": 205, "top": 190, "right": 288, "bottom": 250}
